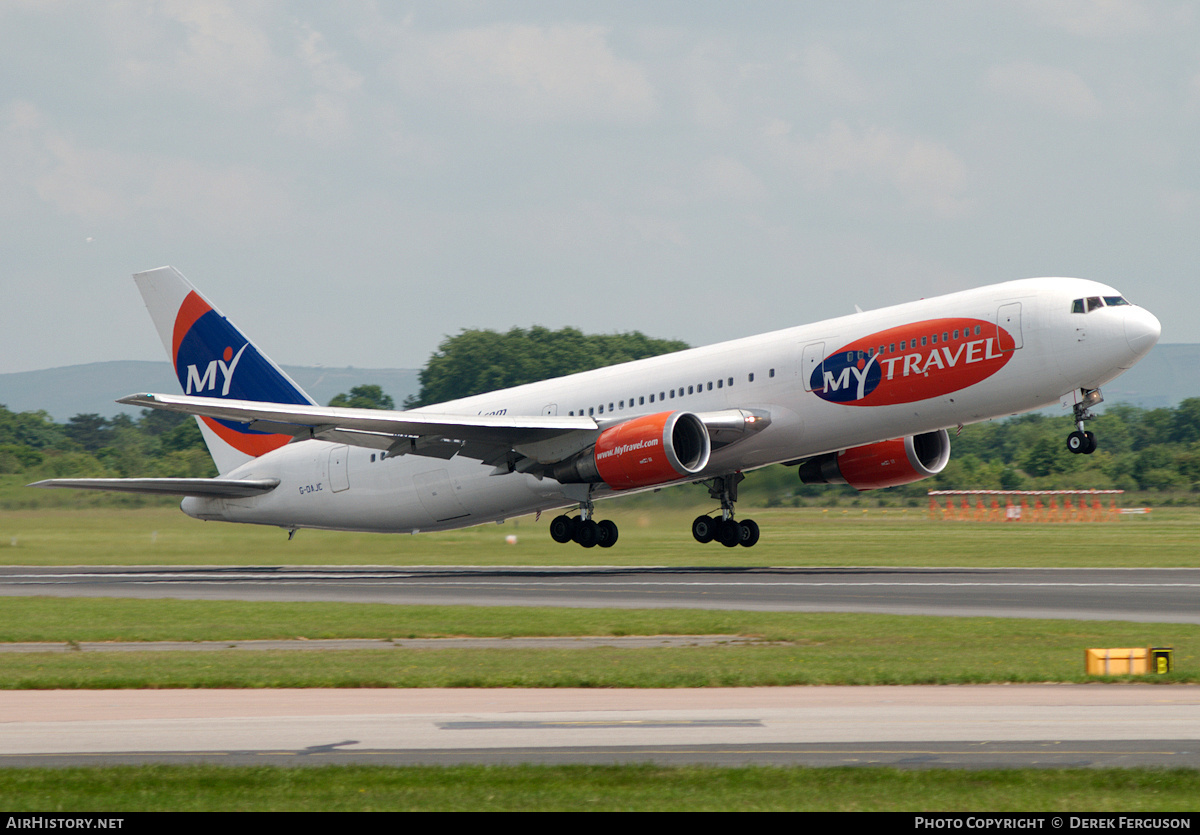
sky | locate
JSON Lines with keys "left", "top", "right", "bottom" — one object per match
{"left": 2, "top": 1, "right": 1198, "bottom": 376}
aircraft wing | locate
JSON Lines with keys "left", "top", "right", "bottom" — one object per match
{"left": 28, "top": 477, "right": 280, "bottom": 498}
{"left": 118, "top": 393, "right": 771, "bottom": 471}
{"left": 119, "top": 392, "right": 603, "bottom": 468}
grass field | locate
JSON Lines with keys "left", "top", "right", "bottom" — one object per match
{"left": 0, "top": 599, "right": 1194, "bottom": 688}
{"left": 3, "top": 764, "right": 1199, "bottom": 811}
{"left": 0, "top": 503, "right": 1189, "bottom": 567}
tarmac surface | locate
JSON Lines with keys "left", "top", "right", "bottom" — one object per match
{"left": 2, "top": 685, "right": 1197, "bottom": 769}
{"left": 3, "top": 565, "right": 1198, "bottom": 623}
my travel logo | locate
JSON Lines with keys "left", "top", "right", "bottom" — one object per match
{"left": 811, "top": 317, "right": 1015, "bottom": 406}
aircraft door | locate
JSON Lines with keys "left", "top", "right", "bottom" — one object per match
{"left": 997, "top": 303, "right": 1023, "bottom": 351}
{"left": 542, "top": 404, "right": 558, "bottom": 416}
{"left": 328, "top": 445, "right": 350, "bottom": 493}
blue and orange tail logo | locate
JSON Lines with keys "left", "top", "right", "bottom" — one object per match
{"left": 811, "top": 318, "right": 1015, "bottom": 406}
{"left": 172, "top": 291, "right": 311, "bottom": 457}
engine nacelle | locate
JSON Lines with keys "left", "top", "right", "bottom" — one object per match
{"left": 552, "top": 411, "right": 711, "bottom": 490}
{"left": 798, "top": 429, "right": 951, "bottom": 491}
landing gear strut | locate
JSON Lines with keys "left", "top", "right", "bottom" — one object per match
{"left": 549, "top": 499, "right": 619, "bottom": 549}
{"left": 1067, "top": 388, "right": 1102, "bottom": 455}
{"left": 692, "top": 473, "right": 760, "bottom": 548}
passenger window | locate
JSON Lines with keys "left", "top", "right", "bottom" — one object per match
{"left": 727, "top": 377, "right": 733, "bottom": 386}
{"left": 921, "top": 336, "right": 928, "bottom": 347}
{"left": 717, "top": 379, "right": 723, "bottom": 388}
{"left": 748, "top": 373, "right": 755, "bottom": 382}
{"left": 931, "top": 334, "right": 938, "bottom": 345}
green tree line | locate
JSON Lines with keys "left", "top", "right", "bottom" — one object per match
{"left": 4, "top": 398, "right": 1200, "bottom": 500}
{"left": 406, "top": 327, "right": 691, "bottom": 407}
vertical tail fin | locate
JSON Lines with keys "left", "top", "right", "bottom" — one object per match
{"left": 134, "top": 266, "right": 316, "bottom": 475}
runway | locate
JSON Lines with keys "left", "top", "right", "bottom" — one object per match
{"left": 3, "top": 566, "right": 1197, "bottom": 770}
{"left": 2, "top": 565, "right": 1198, "bottom": 623}
{"left": 2, "top": 686, "right": 1197, "bottom": 769}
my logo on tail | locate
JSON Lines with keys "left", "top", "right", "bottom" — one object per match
{"left": 171, "top": 291, "right": 309, "bottom": 457}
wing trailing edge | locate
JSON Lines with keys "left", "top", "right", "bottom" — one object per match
{"left": 29, "top": 477, "right": 281, "bottom": 498}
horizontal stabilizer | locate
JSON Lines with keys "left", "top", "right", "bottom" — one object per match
{"left": 28, "top": 477, "right": 280, "bottom": 498}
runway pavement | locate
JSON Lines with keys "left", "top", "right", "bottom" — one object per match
{"left": 2, "top": 565, "right": 1199, "bottom": 622}
{"left": 2, "top": 685, "right": 1197, "bottom": 769}
{"left": 3, "top": 565, "right": 1197, "bottom": 769}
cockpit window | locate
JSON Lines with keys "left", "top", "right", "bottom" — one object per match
{"left": 1073, "top": 295, "right": 1131, "bottom": 313}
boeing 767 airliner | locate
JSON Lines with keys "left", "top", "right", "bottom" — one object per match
{"left": 33, "top": 267, "right": 1161, "bottom": 548}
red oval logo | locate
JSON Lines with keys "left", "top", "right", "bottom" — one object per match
{"left": 812, "top": 318, "right": 1015, "bottom": 406}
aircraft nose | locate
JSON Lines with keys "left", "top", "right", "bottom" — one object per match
{"left": 1124, "top": 305, "right": 1161, "bottom": 363}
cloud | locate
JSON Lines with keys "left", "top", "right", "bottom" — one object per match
{"left": 1018, "top": 0, "right": 1154, "bottom": 38}
{"left": 985, "top": 61, "right": 1102, "bottom": 119}
{"left": 0, "top": 101, "right": 293, "bottom": 234}
{"left": 768, "top": 120, "right": 971, "bottom": 218}
{"left": 115, "top": 0, "right": 282, "bottom": 109}
{"left": 384, "top": 23, "right": 656, "bottom": 122}
{"left": 276, "top": 25, "right": 364, "bottom": 143}
{"left": 696, "top": 155, "right": 767, "bottom": 204}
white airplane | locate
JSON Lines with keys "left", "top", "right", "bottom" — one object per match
{"left": 34, "top": 267, "right": 1161, "bottom": 548}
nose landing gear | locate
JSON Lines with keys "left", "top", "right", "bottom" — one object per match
{"left": 1066, "top": 388, "right": 1102, "bottom": 455}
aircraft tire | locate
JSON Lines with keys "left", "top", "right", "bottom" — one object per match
{"left": 692, "top": 515, "right": 716, "bottom": 544}
{"left": 737, "top": 519, "right": 760, "bottom": 548}
{"left": 549, "top": 515, "right": 574, "bottom": 544}
{"left": 717, "top": 518, "right": 741, "bottom": 548}
{"left": 1067, "top": 431, "right": 1086, "bottom": 454}
{"left": 1084, "top": 431, "right": 1097, "bottom": 454}
{"left": 575, "top": 519, "right": 599, "bottom": 548}
{"left": 596, "top": 519, "right": 619, "bottom": 548}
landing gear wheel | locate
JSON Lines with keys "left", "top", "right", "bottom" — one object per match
{"left": 737, "top": 519, "right": 760, "bottom": 548}
{"left": 549, "top": 515, "right": 574, "bottom": 544}
{"left": 692, "top": 515, "right": 716, "bottom": 544}
{"left": 1067, "top": 431, "right": 1086, "bottom": 454}
{"left": 596, "top": 519, "right": 619, "bottom": 548}
{"left": 717, "top": 518, "right": 741, "bottom": 548}
{"left": 1083, "top": 431, "right": 1097, "bottom": 454}
{"left": 574, "top": 519, "right": 599, "bottom": 548}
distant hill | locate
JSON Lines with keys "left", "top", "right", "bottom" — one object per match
{"left": 0, "top": 361, "right": 420, "bottom": 421}
{"left": 0, "top": 345, "right": 1195, "bottom": 422}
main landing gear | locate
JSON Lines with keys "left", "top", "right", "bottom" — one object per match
{"left": 692, "top": 473, "right": 760, "bottom": 548}
{"left": 549, "top": 500, "right": 619, "bottom": 549}
{"left": 1067, "top": 388, "right": 1102, "bottom": 455}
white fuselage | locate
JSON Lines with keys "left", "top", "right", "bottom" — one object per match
{"left": 181, "top": 277, "right": 1159, "bottom": 533}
